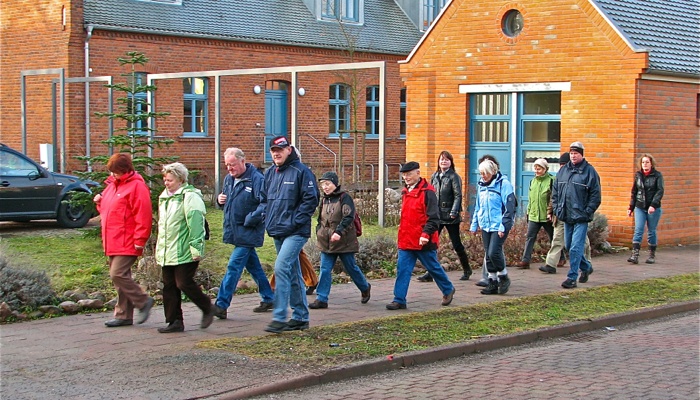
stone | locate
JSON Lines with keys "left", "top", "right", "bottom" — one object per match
{"left": 105, "top": 298, "right": 117, "bottom": 310}
{"left": 39, "top": 305, "right": 62, "bottom": 315}
{"left": 0, "top": 302, "right": 12, "bottom": 321}
{"left": 77, "top": 299, "right": 104, "bottom": 310}
{"left": 59, "top": 301, "right": 81, "bottom": 314}
{"left": 69, "top": 292, "right": 89, "bottom": 302}
{"left": 89, "top": 291, "right": 107, "bottom": 302}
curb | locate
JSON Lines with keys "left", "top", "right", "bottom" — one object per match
{"left": 221, "top": 300, "right": 699, "bottom": 399}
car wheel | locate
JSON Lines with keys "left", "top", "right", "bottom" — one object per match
{"left": 57, "top": 193, "right": 91, "bottom": 228}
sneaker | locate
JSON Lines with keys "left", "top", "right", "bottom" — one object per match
{"left": 284, "top": 319, "right": 309, "bottom": 331}
{"left": 212, "top": 304, "right": 227, "bottom": 319}
{"left": 201, "top": 308, "right": 215, "bottom": 329}
{"left": 157, "top": 320, "right": 184, "bottom": 333}
{"left": 306, "top": 285, "right": 317, "bottom": 295}
{"left": 539, "top": 265, "right": 557, "bottom": 274}
{"left": 360, "top": 284, "right": 371, "bottom": 304}
{"left": 264, "top": 321, "right": 287, "bottom": 334}
{"left": 475, "top": 279, "right": 489, "bottom": 287}
{"left": 498, "top": 274, "right": 511, "bottom": 294}
{"left": 416, "top": 272, "right": 433, "bottom": 282}
{"left": 253, "top": 302, "right": 273, "bottom": 313}
{"left": 308, "top": 300, "right": 328, "bottom": 309}
{"left": 579, "top": 266, "right": 593, "bottom": 283}
{"left": 561, "top": 278, "right": 577, "bottom": 289}
{"left": 386, "top": 302, "right": 407, "bottom": 310}
{"left": 480, "top": 278, "right": 499, "bottom": 295}
{"left": 135, "top": 297, "right": 154, "bottom": 325}
{"left": 514, "top": 261, "right": 530, "bottom": 269}
{"left": 441, "top": 288, "right": 455, "bottom": 306}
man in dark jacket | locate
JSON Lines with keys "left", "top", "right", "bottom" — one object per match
{"left": 212, "top": 147, "right": 273, "bottom": 320}
{"left": 262, "top": 136, "right": 319, "bottom": 333}
{"left": 386, "top": 161, "right": 455, "bottom": 310}
{"left": 552, "top": 142, "right": 601, "bottom": 289}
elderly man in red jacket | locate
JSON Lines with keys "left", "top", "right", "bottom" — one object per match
{"left": 386, "top": 161, "right": 456, "bottom": 310}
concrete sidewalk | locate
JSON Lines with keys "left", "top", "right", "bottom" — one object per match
{"left": 1, "top": 245, "right": 698, "bottom": 399}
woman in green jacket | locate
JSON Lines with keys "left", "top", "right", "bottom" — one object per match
{"left": 515, "top": 158, "right": 555, "bottom": 269}
{"left": 155, "top": 162, "right": 214, "bottom": 333}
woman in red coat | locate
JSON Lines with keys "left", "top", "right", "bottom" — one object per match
{"left": 93, "top": 153, "right": 154, "bottom": 327}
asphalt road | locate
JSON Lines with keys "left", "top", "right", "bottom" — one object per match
{"left": 247, "top": 311, "right": 700, "bottom": 400}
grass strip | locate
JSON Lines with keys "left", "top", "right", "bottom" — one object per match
{"left": 198, "top": 274, "right": 699, "bottom": 367}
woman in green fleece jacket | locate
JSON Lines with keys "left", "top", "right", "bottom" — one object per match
{"left": 155, "top": 162, "right": 214, "bottom": 333}
{"left": 515, "top": 158, "right": 555, "bottom": 269}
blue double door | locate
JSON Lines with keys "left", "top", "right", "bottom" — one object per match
{"left": 263, "top": 83, "right": 288, "bottom": 163}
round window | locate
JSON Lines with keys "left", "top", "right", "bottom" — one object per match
{"left": 502, "top": 9, "right": 524, "bottom": 38}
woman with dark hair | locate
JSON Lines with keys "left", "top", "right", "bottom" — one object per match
{"left": 627, "top": 153, "right": 664, "bottom": 264}
{"left": 93, "top": 153, "right": 154, "bottom": 327}
{"left": 417, "top": 151, "right": 472, "bottom": 282}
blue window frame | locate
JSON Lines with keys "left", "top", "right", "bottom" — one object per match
{"left": 183, "top": 77, "right": 207, "bottom": 137}
{"left": 127, "top": 73, "right": 148, "bottom": 136}
{"left": 365, "top": 85, "right": 379, "bottom": 139}
{"left": 329, "top": 83, "right": 350, "bottom": 138}
{"left": 422, "top": 0, "right": 447, "bottom": 31}
{"left": 400, "top": 88, "right": 407, "bottom": 139}
{"left": 322, "top": 0, "right": 360, "bottom": 22}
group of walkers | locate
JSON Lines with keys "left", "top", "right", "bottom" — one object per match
{"left": 93, "top": 138, "right": 663, "bottom": 333}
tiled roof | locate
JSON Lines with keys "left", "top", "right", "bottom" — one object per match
{"left": 83, "top": 0, "right": 423, "bottom": 56}
{"left": 595, "top": 0, "right": 700, "bottom": 76}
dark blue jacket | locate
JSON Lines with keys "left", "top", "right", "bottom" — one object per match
{"left": 263, "top": 149, "right": 319, "bottom": 239}
{"left": 220, "top": 163, "right": 266, "bottom": 247}
{"left": 552, "top": 159, "right": 601, "bottom": 224}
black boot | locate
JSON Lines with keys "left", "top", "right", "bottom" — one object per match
{"left": 457, "top": 249, "right": 472, "bottom": 281}
{"left": 627, "top": 243, "right": 640, "bottom": 264}
{"left": 646, "top": 246, "right": 656, "bottom": 264}
{"left": 480, "top": 278, "right": 498, "bottom": 295}
{"left": 498, "top": 274, "right": 510, "bottom": 294}
{"left": 417, "top": 272, "right": 433, "bottom": 282}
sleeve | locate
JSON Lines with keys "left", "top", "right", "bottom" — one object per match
{"left": 219, "top": 175, "right": 231, "bottom": 208}
{"left": 131, "top": 182, "right": 153, "bottom": 248}
{"left": 336, "top": 193, "right": 355, "bottom": 235}
{"left": 585, "top": 169, "right": 602, "bottom": 218}
{"left": 422, "top": 189, "right": 440, "bottom": 237}
{"left": 650, "top": 172, "right": 664, "bottom": 208}
{"left": 450, "top": 173, "right": 463, "bottom": 217}
{"left": 243, "top": 173, "right": 266, "bottom": 228}
{"left": 499, "top": 180, "right": 516, "bottom": 232}
{"left": 629, "top": 173, "right": 638, "bottom": 210}
{"left": 183, "top": 192, "right": 206, "bottom": 259}
{"left": 470, "top": 187, "right": 480, "bottom": 231}
{"left": 293, "top": 167, "right": 320, "bottom": 228}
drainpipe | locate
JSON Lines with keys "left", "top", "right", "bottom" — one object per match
{"left": 85, "top": 24, "right": 93, "bottom": 171}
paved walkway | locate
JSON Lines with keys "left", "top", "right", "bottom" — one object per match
{"left": 1, "top": 246, "right": 698, "bottom": 399}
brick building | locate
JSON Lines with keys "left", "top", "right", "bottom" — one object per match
{"left": 400, "top": 0, "right": 699, "bottom": 245}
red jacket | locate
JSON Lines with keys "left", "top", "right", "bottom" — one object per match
{"left": 97, "top": 171, "right": 153, "bottom": 256}
{"left": 398, "top": 178, "right": 440, "bottom": 251}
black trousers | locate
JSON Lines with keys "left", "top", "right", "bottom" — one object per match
{"left": 438, "top": 223, "right": 466, "bottom": 254}
{"left": 161, "top": 261, "right": 212, "bottom": 323}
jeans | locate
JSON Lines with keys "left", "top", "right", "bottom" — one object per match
{"left": 546, "top": 219, "right": 590, "bottom": 267}
{"left": 272, "top": 235, "right": 309, "bottom": 323}
{"left": 393, "top": 249, "right": 454, "bottom": 305}
{"left": 216, "top": 246, "right": 274, "bottom": 310}
{"left": 564, "top": 222, "right": 593, "bottom": 281}
{"left": 481, "top": 230, "right": 509, "bottom": 274}
{"left": 316, "top": 252, "right": 369, "bottom": 303}
{"left": 633, "top": 207, "right": 663, "bottom": 246}
{"left": 521, "top": 221, "right": 554, "bottom": 262}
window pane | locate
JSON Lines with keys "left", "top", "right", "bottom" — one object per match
{"left": 474, "top": 121, "right": 509, "bottom": 142}
{"left": 338, "top": 86, "right": 348, "bottom": 100}
{"left": 400, "top": 88, "right": 406, "bottom": 103}
{"left": 184, "top": 100, "right": 192, "bottom": 115}
{"left": 183, "top": 78, "right": 192, "bottom": 94}
{"left": 474, "top": 94, "right": 509, "bottom": 115}
{"left": 523, "top": 121, "right": 560, "bottom": 142}
{"left": 329, "top": 119, "right": 337, "bottom": 134}
{"left": 523, "top": 92, "right": 560, "bottom": 115}
{"left": 195, "top": 117, "right": 205, "bottom": 133}
{"left": 193, "top": 78, "right": 206, "bottom": 95}
{"left": 329, "top": 85, "right": 336, "bottom": 99}
{"left": 195, "top": 100, "right": 205, "bottom": 117}
{"left": 183, "top": 117, "right": 192, "bottom": 132}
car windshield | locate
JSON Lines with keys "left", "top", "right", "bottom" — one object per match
{"left": 0, "top": 151, "right": 39, "bottom": 177}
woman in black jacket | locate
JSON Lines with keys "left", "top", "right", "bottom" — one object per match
{"left": 627, "top": 153, "right": 664, "bottom": 264}
{"left": 417, "top": 151, "right": 472, "bottom": 282}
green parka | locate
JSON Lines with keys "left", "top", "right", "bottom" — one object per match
{"left": 155, "top": 184, "right": 207, "bottom": 266}
{"left": 527, "top": 173, "right": 554, "bottom": 223}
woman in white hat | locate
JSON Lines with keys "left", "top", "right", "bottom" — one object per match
{"left": 515, "top": 158, "right": 555, "bottom": 269}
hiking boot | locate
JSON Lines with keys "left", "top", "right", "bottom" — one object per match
{"left": 579, "top": 266, "right": 593, "bottom": 283}
{"left": 457, "top": 250, "right": 472, "bottom": 281}
{"left": 498, "top": 274, "right": 511, "bottom": 294}
{"left": 459, "top": 270, "right": 472, "bottom": 281}
{"left": 308, "top": 300, "right": 328, "bottom": 309}
{"left": 514, "top": 261, "right": 530, "bottom": 269}
{"left": 157, "top": 320, "right": 184, "bottom": 333}
{"left": 416, "top": 272, "right": 433, "bottom": 282}
{"left": 561, "top": 278, "right": 577, "bottom": 289}
{"left": 645, "top": 246, "right": 656, "bottom": 264}
{"left": 306, "top": 285, "right": 317, "bottom": 295}
{"left": 284, "top": 319, "right": 309, "bottom": 331}
{"left": 212, "top": 304, "right": 227, "bottom": 319}
{"left": 253, "top": 302, "right": 273, "bottom": 313}
{"left": 627, "top": 244, "right": 640, "bottom": 264}
{"left": 539, "top": 265, "right": 557, "bottom": 274}
{"left": 135, "top": 297, "right": 155, "bottom": 325}
{"left": 441, "top": 288, "right": 455, "bottom": 306}
{"left": 386, "top": 302, "right": 407, "bottom": 310}
{"left": 475, "top": 279, "right": 489, "bottom": 287}
{"left": 480, "top": 278, "right": 499, "bottom": 295}
{"left": 264, "top": 321, "right": 287, "bottom": 334}
{"left": 360, "top": 284, "right": 371, "bottom": 304}
{"left": 201, "top": 307, "right": 215, "bottom": 329}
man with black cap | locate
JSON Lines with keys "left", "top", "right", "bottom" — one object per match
{"left": 541, "top": 152, "right": 592, "bottom": 274}
{"left": 386, "top": 161, "right": 456, "bottom": 310}
{"left": 262, "top": 135, "right": 319, "bottom": 333}
{"left": 551, "top": 142, "right": 601, "bottom": 289}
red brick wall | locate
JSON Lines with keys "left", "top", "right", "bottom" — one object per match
{"left": 400, "top": 0, "right": 699, "bottom": 245}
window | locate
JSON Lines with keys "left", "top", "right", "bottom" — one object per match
{"left": 322, "top": 0, "right": 360, "bottom": 23}
{"left": 502, "top": 9, "right": 524, "bottom": 38}
{"left": 400, "top": 88, "right": 407, "bottom": 139}
{"left": 329, "top": 84, "right": 350, "bottom": 138}
{"left": 365, "top": 86, "right": 379, "bottom": 139}
{"left": 472, "top": 94, "right": 510, "bottom": 142}
{"left": 127, "top": 73, "right": 148, "bottom": 136}
{"left": 183, "top": 77, "right": 208, "bottom": 137}
{"left": 422, "top": 0, "right": 447, "bottom": 31}
{"left": 521, "top": 92, "right": 561, "bottom": 143}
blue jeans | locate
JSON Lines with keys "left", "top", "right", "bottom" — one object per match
{"left": 393, "top": 249, "right": 454, "bottom": 305}
{"left": 215, "top": 246, "right": 274, "bottom": 309}
{"left": 316, "top": 252, "right": 369, "bottom": 303}
{"left": 633, "top": 207, "right": 663, "bottom": 246}
{"left": 564, "top": 222, "right": 593, "bottom": 281}
{"left": 272, "top": 235, "right": 309, "bottom": 323}
{"left": 481, "top": 230, "right": 509, "bottom": 274}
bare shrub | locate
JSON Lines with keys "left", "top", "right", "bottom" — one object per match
{"left": 0, "top": 252, "right": 57, "bottom": 310}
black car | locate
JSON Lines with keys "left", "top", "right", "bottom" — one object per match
{"left": 0, "top": 143, "right": 97, "bottom": 228}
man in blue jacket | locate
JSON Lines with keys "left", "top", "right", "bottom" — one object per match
{"left": 212, "top": 147, "right": 274, "bottom": 319}
{"left": 552, "top": 141, "right": 601, "bottom": 289}
{"left": 263, "top": 136, "right": 319, "bottom": 333}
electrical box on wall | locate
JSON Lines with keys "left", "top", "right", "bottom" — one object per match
{"left": 39, "top": 144, "right": 54, "bottom": 171}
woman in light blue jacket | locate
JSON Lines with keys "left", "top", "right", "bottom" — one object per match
{"left": 470, "top": 159, "right": 516, "bottom": 295}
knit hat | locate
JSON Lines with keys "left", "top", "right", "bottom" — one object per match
{"left": 559, "top": 152, "right": 570, "bottom": 165}
{"left": 318, "top": 171, "right": 339, "bottom": 187}
{"left": 569, "top": 141, "right": 585, "bottom": 156}
{"left": 533, "top": 158, "right": 549, "bottom": 171}
{"left": 399, "top": 161, "right": 420, "bottom": 173}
